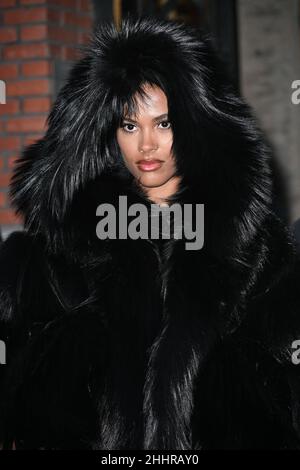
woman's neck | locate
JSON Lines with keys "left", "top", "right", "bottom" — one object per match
{"left": 142, "top": 175, "right": 181, "bottom": 206}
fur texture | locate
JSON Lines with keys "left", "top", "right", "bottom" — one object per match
{"left": 1, "top": 15, "right": 300, "bottom": 450}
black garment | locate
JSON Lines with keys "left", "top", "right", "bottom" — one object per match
{"left": 1, "top": 176, "right": 300, "bottom": 450}
{"left": 1, "top": 16, "right": 300, "bottom": 450}
{"left": 0, "top": 231, "right": 168, "bottom": 450}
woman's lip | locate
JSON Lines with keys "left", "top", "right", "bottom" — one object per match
{"left": 137, "top": 160, "right": 163, "bottom": 171}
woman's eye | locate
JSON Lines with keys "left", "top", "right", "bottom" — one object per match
{"left": 121, "top": 121, "right": 171, "bottom": 132}
{"left": 158, "top": 121, "right": 171, "bottom": 129}
{"left": 122, "top": 123, "right": 136, "bottom": 133}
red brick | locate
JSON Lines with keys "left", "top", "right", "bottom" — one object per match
{"left": 79, "top": 31, "right": 92, "bottom": 45}
{"left": 23, "top": 97, "right": 51, "bottom": 113}
{"left": 0, "top": 192, "right": 7, "bottom": 208}
{"left": 23, "top": 133, "right": 44, "bottom": 146}
{"left": 0, "top": 0, "right": 16, "bottom": 6}
{"left": 48, "top": 9, "right": 61, "bottom": 24}
{"left": 0, "top": 99, "right": 20, "bottom": 116}
{"left": 78, "top": 0, "right": 93, "bottom": 13}
{"left": 63, "top": 11, "right": 92, "bottom": 30}
{"left": 63, "top": 45, "right": 81, "bottom": 61}
{"left": 0, "top": 63, "right": 18, "bottom": 80}
{"left": 21, "top": 60, "right": 52, "bottom": 77}
{"left": 4, "top": 7, "right": 47, "bottom": 24}
{"left": 20, "top": 24, "right": 47, "bottom": 42}
{"left": 20, "top": 0, "right": 46, "bottom": 4}
{"left": 0, "top": 209, "right": 22, "bottom": 225}
{"left": 7, "top": 79, "right": 50, "bottom": 96}
{"left": 0, "top": 136, "right": 20, "bottom": 150}
{"left": 49, "top": 44, "right": 63, "bottom": 59}
{"left": 7, "top": 116, "right": 47, "bottom": 133}
{"left": 0, "top": 173, "right": 12, "bottom": 187}
{"left": 0, "top": 27, "right": 17, "bottom": 43}
{"left": 48, "top": 26, "right": 77, "bottom": 44}
{"left": 8, "top": 155, "right": 19, "bottom": 169}
{"left": 3, "top": 43, "right": 49, "bottom": 60}
{"left": 49, "top": 0, "right": 77, "bottom": 7}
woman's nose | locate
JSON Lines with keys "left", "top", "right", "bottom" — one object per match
{"left": 138, "top": 129, "right": 158, "bottom": 154}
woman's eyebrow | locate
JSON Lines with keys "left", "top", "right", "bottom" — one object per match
{"left": 122, "top": 113, "right": 169, "bottom": 123}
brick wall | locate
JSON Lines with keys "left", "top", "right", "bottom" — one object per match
{"left": 0, "top": 0, "right": 94, "bottom": 238}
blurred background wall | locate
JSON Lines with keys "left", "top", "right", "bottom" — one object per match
{"left": 0, "top": 0, "right": 299, "bottom": 241}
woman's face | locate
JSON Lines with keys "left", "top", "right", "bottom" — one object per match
{"left": 116, "top": 84, "right": 179, "bottom": 197}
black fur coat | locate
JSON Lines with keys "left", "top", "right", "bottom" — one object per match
{"left": 1, "top": 17, "right": 300, "bottom": 450}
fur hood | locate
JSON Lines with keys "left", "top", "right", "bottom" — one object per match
{"left": 10, "top": 16, "right": 275, "bottom": 258}
{"left": 2, "top": 16, "right": 300, "bottom": 450}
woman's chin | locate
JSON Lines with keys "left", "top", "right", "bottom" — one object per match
{"left": 138, "top": 176, "right": 166, "bottom": 189}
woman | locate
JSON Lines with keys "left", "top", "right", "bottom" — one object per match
{"left": 1, "top": 15, "right": 300, "bottom": 450}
